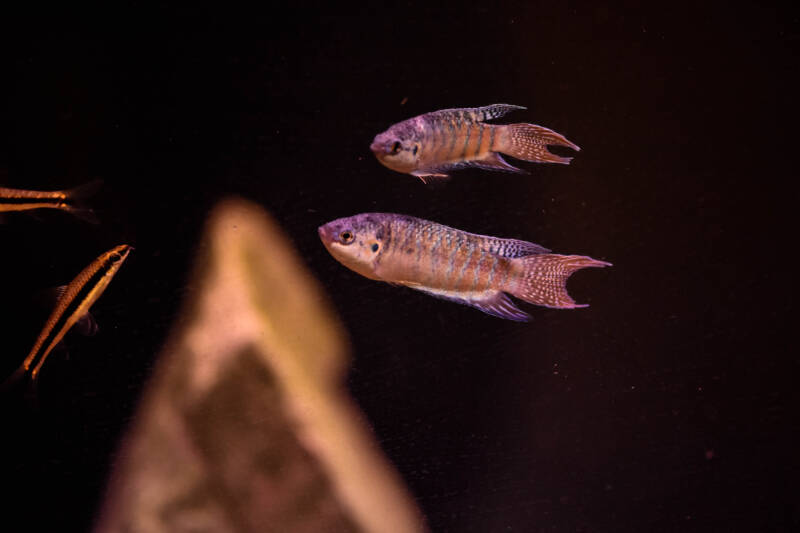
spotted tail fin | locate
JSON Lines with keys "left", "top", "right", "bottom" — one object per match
{"left": 499, "top": 123, "right": 580, "bottom": 165}
{"left": 508, "top": 254, "right": 611, "bottom": 309}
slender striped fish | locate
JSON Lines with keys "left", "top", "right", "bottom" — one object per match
{"left": 4, "top": 244, "right": 132, "bottom": 384}
{"left": 318, "top": 214, "right": 610, "bottom": 321}
{"left": 0, "top": 180, "right": 102, "bottom": 222}
{"left": 370, "top": 104, "right": 580, "bottom": 183}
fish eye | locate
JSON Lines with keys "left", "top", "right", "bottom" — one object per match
{"left": 412, "top": 144, "right": 418, "bottom": 156}
{"left": 390, "top": 141, "right": 401, "bottom": 155}
{"left": 339, "top": 230, "right": 355, "bottom": 244}
{"left": 371, "top": 243, "right": 379, "bottom": 253}
{"left": 109, "top": 252, "right": 122, "bottom": 262}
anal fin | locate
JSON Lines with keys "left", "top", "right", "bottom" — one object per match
{"left": 470, "top": 152, "right": 527, "bottom": 174}
{"left": 411, "top": 285, "right": 531, "bottom": 322}
{"left": 470, "top": 291, "right": 531, "bottom": 321}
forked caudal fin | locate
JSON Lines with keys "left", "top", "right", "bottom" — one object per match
{"left": 64, "top": 179, "right": 104, "bottom": 224}
{"left": 64, "top": 179, "right": 104, "bottom": 200}
{"left": 63, "top": 206, "right": 100, "bottom": 224}
{"left": 508, "top": 254, "right": 611, "bottom": 309}
{"left": 499, "top": 123, "right": 581, "bottom": 165}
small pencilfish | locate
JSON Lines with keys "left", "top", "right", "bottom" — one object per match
{"left": 318, "top": 214, "right": 610, "bottom": 321}
{"left": 4, "top": 244, "right": 132, "bottom": 384}
{"left": 370, "top": 104, "right": 580, "bottom": 182}
{"left": 0, "top": 180, "right": 102, "bottom": 222}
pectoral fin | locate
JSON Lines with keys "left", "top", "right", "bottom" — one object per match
{"left": 74, "top": 312, "right": 99, "bottom": 336}
{"left": 411, "top": 170, "right": 451, "bottom": 185}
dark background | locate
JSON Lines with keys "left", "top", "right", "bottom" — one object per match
{"left": 2, "top": 3, "right": 797, "bottom": 531}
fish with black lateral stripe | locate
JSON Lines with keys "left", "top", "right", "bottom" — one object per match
{"left": 0, "top": 180, "right": 102, "bottom": 222}
{"left": 2, "top": 244, "right": 132, "bottom": 385}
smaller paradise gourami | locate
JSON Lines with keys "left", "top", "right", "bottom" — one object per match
{"left": 370, "top": 104, "right": 580, "bottom": 183}
{"left": 319, "top": 213, "right": 610, "bottom": 321}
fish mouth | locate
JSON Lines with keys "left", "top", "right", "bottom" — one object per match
{"left": 369, "top": 140, "right": 381, "bottom": 154}
{"left": 318, "top": 224, "right": 333, "bottom": 243}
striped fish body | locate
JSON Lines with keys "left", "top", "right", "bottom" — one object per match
{"left": 370, "top": 104, "right": 580, "bottom": 183}
{"left": 319, "top": 213, "right": 610, "bottom": 321}
{"left": 378, "top": 217, "right": 517, "bottom": 293}
{"left": 0, "top": 187, "right": 70, "bottom": 212}
{"left": 0, "top": 180, "right": 101, "bottom": 221}
{"left": 3, "top": 244, "right": 132, "bottom": 384}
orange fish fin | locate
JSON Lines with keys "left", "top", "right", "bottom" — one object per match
{"left": 509, "top": 254, "right": 611, "bottom": 309}
{"left": 499, "top": 123, "right": 580, "bottom": 165}
{"left": 471, "top": 152, "right": 527, "bottom": 174}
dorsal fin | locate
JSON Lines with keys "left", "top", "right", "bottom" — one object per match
{"left": 54, "top": 285, "right": 68, "bottom": 301}
{"left": 474, "top": 104, "right": 527, "bottom": 122}
{"left": 480, "top": 236, "right": 551, "bottom": 258}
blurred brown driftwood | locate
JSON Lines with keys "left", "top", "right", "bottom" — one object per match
{"left": 95, "top": 198, "right": 426, "bottom": 533}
